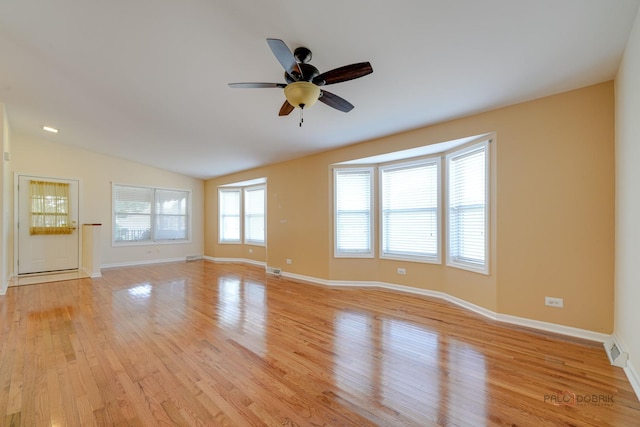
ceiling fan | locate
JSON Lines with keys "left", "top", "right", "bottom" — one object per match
{"left": 229, "top": 38, "right": 373, "bottom": 125}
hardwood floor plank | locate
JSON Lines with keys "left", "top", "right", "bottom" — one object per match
{"left": 3, "top": 411, "right": 21, "bottom": 427}
{"left": 75, "top": 394, "right": 97, "bottom": 427}
{"left": 1, "top": 261, "right": 639, "bottom": 426}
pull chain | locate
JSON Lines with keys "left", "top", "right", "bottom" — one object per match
{"left": 299, "top": 107, "right": 304, "bottom": 127}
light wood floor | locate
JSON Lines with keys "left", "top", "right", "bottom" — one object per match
{"left": 0, "top": 261, "right": 638, "bottom": 426}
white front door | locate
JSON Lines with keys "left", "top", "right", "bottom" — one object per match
{"left": 17, "top": 175, "right": 80, "bottom": 274}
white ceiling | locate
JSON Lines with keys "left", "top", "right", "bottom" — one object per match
{"left": 1, "top": 0, "right": 638, "bottom": 179}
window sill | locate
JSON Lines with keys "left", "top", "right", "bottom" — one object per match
{"left": 381, "top": 254, "right": 441, "bottom": 264}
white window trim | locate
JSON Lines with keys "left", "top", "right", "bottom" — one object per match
{"left": 218, "top": 183, "right": 267, "bottom": 246}
{"left": 379, "top": 157, "right": 441, "bottom": 264}
{"left": 243, "top": 184, "right": 266, "bottom": 247}
{"left": 112, "top": 183, "right": 192, "bottom": 247}
{"left": 333, "top": 167, "right": 375, "bottom": 258}
{"left": 445, "top": 139, "right": 490, "bottom": 274}
{"left": 331, "top": 133, "right": 493, "bottom": 276}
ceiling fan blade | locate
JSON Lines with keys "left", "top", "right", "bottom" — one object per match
{"left": 279, "top": 100, "right": 294, "bottom": 116}
{"left": 314, "top": 62, "right": 373, "bottom": 86}
{"left": 228, "top": 82, "right": 286, "bottom": 88}
{"left": 318, "top": 90, "right": 354, "bottom": 112}
{"left": 267, "top": 38, "right": 302, "bottom": 79}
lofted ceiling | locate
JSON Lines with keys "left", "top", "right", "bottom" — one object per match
{"left": 1, "top": 0, "right": 638, "bottom": 179}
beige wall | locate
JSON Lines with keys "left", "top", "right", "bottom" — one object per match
{"left": 615, "top": 6, "right": 640, "bottom": 388}
{"left": 206, "top": 82, "right": 615, "bottom": 333}
{"left": 11, "top": 133, "right": 204, "bottom": 269}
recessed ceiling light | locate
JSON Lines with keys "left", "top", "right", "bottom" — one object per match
{"left": 42, "top": 126, "right": 58, "bottom": 133}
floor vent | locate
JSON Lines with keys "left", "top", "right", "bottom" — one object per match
{"left": 185, "top": 255, "right": 201, "bottom": 262}
{"left": 266, "top": 267, "right": 282, "bottom": 276}
{"left": 604, "top": 337, "right": 628, "bottom": 368}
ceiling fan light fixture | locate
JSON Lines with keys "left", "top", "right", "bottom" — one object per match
{"left": 229, "top": 39, "right": 372, "bottom": 118}
{"left": 284, "top": 81, "right": 320, "bottom": 109}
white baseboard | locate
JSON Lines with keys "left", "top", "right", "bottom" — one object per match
{"left": 625, "top": 361, "right": 640, "bottom": 401}
{"left": 281, "top": 270, "right": 610, "bottom": 343}
{"left": 496, "top": 313, "right": 610, "bottom": 343}
{"left": 609, "top": 334, "right": 640, "bottom": 401}
{"left": 102, "top": 255, "right": 265, "bottom": 271}
{"left": 102, "top": 257, "right": 187, "bottom": 269}
{"left": 204, "top": 256, "right": 266, "bottom": 268}
{"left": 0, "top": 279, "right": 8, "bottom": 295}
{"left": 82, "top": 267, "right": 102, "bottom": 278}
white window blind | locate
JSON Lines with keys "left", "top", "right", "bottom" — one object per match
{"left": 381, "top": 160, "right": 440, "bottom": 262}
{"left": 155, "top": 189, "right": 188, "bottom": 240}
{"left": 219, "top": 189, "right": 241, "bottom": 243}
{"left": 447, "top": 141, "right": 488, "bottom": 273}
{"left": 244, "top": 186, "right": 265, "bottom": 245}
{"left": 334, "top": 168, "right": 373, "bottom": 257}
{"left": 114, "top": 185, "right": 190, "bottom": 243}
{"left": 114, "top": 185, "right": 153, "bottom": 242}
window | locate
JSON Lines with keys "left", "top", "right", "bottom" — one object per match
{"left": 219, "top": 189, "right": 241, "bottom": 243}
{"left": 155, "top": 189, "right": 189, "bottom": 240}
{"left": 29, "top": 180, "right": 73, "bottom": 235}
{"left": 113, "top": 184, "right": 190, "bottom": 244}
{"left": 380, "top": 159, "right": 440, "bottom": 262}
{"left": 446, "top": 141, "right": 489, "bottom": 273}
{"left": 244, "top": 186, "right": 265, "bottom": 245}
{"left": 218, "top": 184, "right": 266, "bottom": 246}
{"left": 332, "top": 134, "right": 492, "bottom": 274}
{"left": 334, "top": 168, "right": 374, "bottom": 257}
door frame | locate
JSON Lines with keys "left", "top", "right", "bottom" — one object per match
{"left": 13, "top": 173, "right": 83, "bottom": 276}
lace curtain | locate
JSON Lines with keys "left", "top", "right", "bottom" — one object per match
{"left": 29, "top": 180, "right": 73, "bottom": 235}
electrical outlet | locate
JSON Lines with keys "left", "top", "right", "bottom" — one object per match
{"left": 286, "top": 259, "right": 292, "bottom": 264}
{"left": 397, "top": 268, "right": 406, "bottom": 275}
{"left": 545, "top": 297, "right": 564, "bottom": 308}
